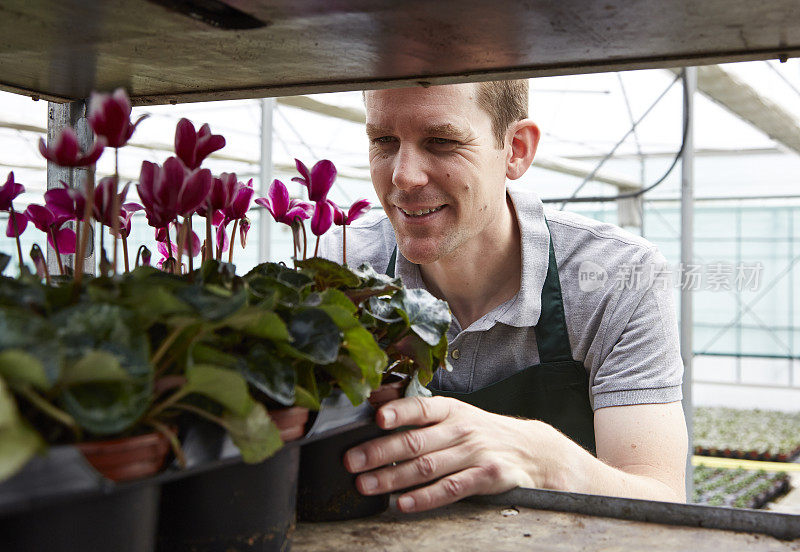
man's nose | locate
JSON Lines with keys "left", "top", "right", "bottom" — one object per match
{"left": 392, "top": 145, "right": 428, "bottom": 191}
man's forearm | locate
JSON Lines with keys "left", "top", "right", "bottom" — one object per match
{"left": 530, "top": 420, "right": 685, "bottom": 503}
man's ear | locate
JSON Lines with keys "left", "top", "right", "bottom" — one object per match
{"left": 505, "top": 119, "right": 540, "bottom": 180}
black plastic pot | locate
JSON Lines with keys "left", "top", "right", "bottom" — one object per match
{"left": 0, "top": 447, "right": 160, "bottom": 552}
{"left": 296, "top": 390, "right": 391, "bottom": 522}
{"left": 157, "top": 442, "right": 300, "bottom": 552}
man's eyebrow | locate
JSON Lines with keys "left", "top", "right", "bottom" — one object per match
{"left": 365, "top": 124, "right": 391, "bottom": 138}
{"left": 424, "top": 123, "right": 470, "bottom": 141}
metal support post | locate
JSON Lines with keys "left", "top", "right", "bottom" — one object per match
{"left": 46, "top": 101, "right": 95, "bottom": 276}
{"left": 680, "top": 67, "right": 696, "bottom": 501}
{"left": 259, "top": 98, "right": 275, "bottom": 263}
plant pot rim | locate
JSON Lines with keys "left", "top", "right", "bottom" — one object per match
{"left": 76, "top": 430, "right": 171, "bottom": 482}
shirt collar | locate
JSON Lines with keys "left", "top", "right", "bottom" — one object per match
{"left": 393, "top": 183, "right": 550, "bottom": 331}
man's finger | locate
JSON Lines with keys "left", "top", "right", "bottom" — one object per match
{"left": 345, "top": 421, "right": 469, "bottom": 473}
{"left": 376, "top": 396, "right": 457, "bottom": 430}
{"left": 395, "top": 466, "right": 499, "bottom": 513}
{"left": 355, "top": 444, "right": 473, "bottom": 495}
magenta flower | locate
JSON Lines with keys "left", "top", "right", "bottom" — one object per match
{"left": 255, "top": 179, "right": 313, "bottom": 226}
{"left": 222, "top": 177, "right": 254, "bottom": 222}
{"left": 93, "top": 177, "right": 131, "bottom": 227}
{"left": 310, "top": 200, "right": 333, "bottom": 237}
{"left": 331, "top": 199, "right": 370, "bottom": 226}
{"left": 87, "top": 88, "right": 147, "bottom": 148}
{"left": 197, "top": 173, "right": 238, "bottom": 218}
{"left": 24, "top": 204, "right": 76, "bottom": 255}
{"left": 45, "top": 182, "right": 85, "bottom": 223}
{"left": 38, "top": 127, "right": 105, "bottom": 167}
{"left": 239, "top": 217, "right": 251, "bottom": 248}
{"left": 156, "top": 222, "right": 201, "bottom": 257}
{"left": 174, "top": 118, "right": 226, "bottom": 170}
{"left": 292, "top": 159, "right": 336, "bottom": 202}
{"left": 119, "top": 203, "right": 143, "bottom": 238}
{"left": 1, "top": 172, "right": 28, "bottom": 238}
{"left": 137, "top": 157, "right": 212, "bottom": 229}
{"left": 0, "top": 171, "right": 24, "bottom": 211}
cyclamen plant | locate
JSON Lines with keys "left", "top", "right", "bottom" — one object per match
{"left": 0, "top": 88, "right": 451, "bottom": 483}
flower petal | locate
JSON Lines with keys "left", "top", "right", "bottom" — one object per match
{"left": 5, "top": 211, "right": 27, "bottom": 237}
{"left": 51, "top": 227, "right": 77, "bottom": 255}
{"left": 346, "top": 199, "right": 371, "bottom": 224}
{"left": 308, "top": 159, "right": 336, "bottom": 202}
{"left": 268, "top": 179, "right": 290, "bottom": 218}
{"left": 310, "top": 200, "right": 333, "bottom": 237}
{"left": 174, "top": 118, "right": 197, "bottom": 169}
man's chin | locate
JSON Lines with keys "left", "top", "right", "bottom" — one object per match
{"left": 396, "top": 239, "right": 448, "bottom": 266}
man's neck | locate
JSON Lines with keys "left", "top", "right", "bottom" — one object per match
{"left": 419, "top": 195, "right": 521, "bottom": 330}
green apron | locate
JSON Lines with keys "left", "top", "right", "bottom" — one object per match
{"left": 386, "top": 223, "right": 597, "bottom": 455}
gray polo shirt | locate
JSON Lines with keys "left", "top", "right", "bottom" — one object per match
{"left": 318, "top": 183, "right": 683, "bottom": 410}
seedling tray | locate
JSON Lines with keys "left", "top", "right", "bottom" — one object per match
{"left": 692, "top": 465, "right": 791, "bottom": 509}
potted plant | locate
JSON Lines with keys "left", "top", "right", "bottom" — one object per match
{"left": 0, "top": 88, "right": 453, "bottom": 548}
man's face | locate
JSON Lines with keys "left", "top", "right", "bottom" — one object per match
{"left": 365, "top": 84, "right": 510, "bottom": 265}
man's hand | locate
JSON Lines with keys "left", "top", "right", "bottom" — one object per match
{"left": 344, "top": 397, "right": 688, "bottom": 513}
{"left": 344, "top": 396, "right": 546, "bottom": 513}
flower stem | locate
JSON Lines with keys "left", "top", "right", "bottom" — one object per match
{"left": 9, "top": 207, "right": 24, "bottom": 272}
{"left": 74, "top": 218, "right": 82, "bottom": 274}
{"left": 111, "top": 149, "right": 121, "bottom": 275}
{"left": 145, "top": 418, "right": 187, "bottom": 468}
{"left": 164, "top": 225, "right": 175, "bottom": 274}
{"left": 314, "top": 235, "right": 320, "bottom": 258}
{"left": 17, "top": 385, "right": 80, "bottom": 439}
{"left": 342, "top": 223, "right": 347, "bottom": 265}
{"left": 186, "top": 216, "right": 194, "bottom": 274}
{"left": 121, "top": 235, "right": 130, "bottom": 272}
{"left": 151, "top": 321, "right": 192, "bottom": 372}
{"left": 205, "top": 205, "right": 213, "bottom": 262}
{"left": 228, "top": 219, "right": 239, "bottom": 264}
{"left": 300, "top": 219, "right": 308, "bottom": 260}
{"left": 74, "top": 167, "right": 95, "bottom": 289}
{"left": 50, "top": 229, "right": 65, "bottom": 275}
{"left": 175, "top": 217, "right": 186, "bottom": 271}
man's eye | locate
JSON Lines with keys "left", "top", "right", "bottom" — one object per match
{"left": 372, "top": 136, "right": 395, "bottom": 144}
{"left": 429, "top": 137, "right": 456, "bottom": 145}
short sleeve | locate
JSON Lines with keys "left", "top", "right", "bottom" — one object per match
{"left": 590, "top": 249, "right": 684, "bottom": 410}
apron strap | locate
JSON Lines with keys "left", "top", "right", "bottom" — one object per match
{"left": 386, "top": 247, "right": 397, "bottom": 278}
{"left": 535, "top": 222, "right": 574, "bottom": 363}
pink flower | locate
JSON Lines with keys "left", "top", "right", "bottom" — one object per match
{"left": 197, "top": 172, "right": 238, "bottom": 219}
{"left": 38, "top": 127, "right": 105, "bottom": 167}
{"left": 118, "top": 203, "right": 143, "bottom": 238}
{"left": 331, "top": 198, "right": 370, "bottom": 226}
{"left": 310, "top": 200, "right": 333, "bottom": 237}
{"left": 137, "top": 157, "right": 212, "bottom": 229}
{"left": 1, "top": 172, "right": 28, "bottom": 237}
{"left": 45, "top": 182, "right": 85, "bottom": 222}
{"left": 255, "top": 179, "right": 313, "bottom": 226}
{"left": 93, "top": 177, "right": 130, "bottom": 227}
{"left": 292, "top": 158, "right": 336, "bottom": 202}
{"left": 0, "top": 171, "right": 24, "bottom": 211}
{"left": 156, "top": 222, "right": 201, "bottom": 257}
{"left": 87, "top": 88, "right": 147, "bottom": 148}
{"left": 174, "top": 118, "right": 226, "bottom": 170}
{"left": 24, "top": 204, "right": 76, "bottom": 254}
{"left": 222, "top": 177, "right": 254, "bottom": 222}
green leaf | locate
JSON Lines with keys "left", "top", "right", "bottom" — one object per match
{"left": 296, "top": 257, "right": 360, "bottom": 289}
{"left": 293, "top": 385, "right": 320, "bottom": 410}
{"left": 0, "top": 419, "right": 45, "bottom": 482}
{"left": 61, "top": 350, "right": 131, "bottom": 385}
{"left": 60, "top": 380, "right": 151, "bottom": 436}
{"left": 183, "top": 364, "right": 254, "bottom": 417}
{"left": 239, "top": 343, "right": 296, "bottom": 406}
{"left": 0, "top": 253, "right": 10, "bottom": 275}
{"left": 0, "top": 309, "right": 62, "bottom": 386}
{"left": 367, "top": 296, "right": 404, "bottom": 324}
{"left": 0, "top": 275, "right": 46, "bottom": 311}
{"left": 177, "top": 285, "right": 247, "bottom": 322}
{"left": 390, "top": 289, "right": 451, "bottom": 346}
{"left": 393, "top": 334, "right": 434, "bottom": 385}
{"left": 342, "top": 326, "right": 386, "bottom": 389}
{"left": 224, "top": 402, "right": 283, "bottom": 463}
{"left": 190, "top": 344, "right": 239, "bottom": 369}
{"left": 245, "top": 262, "right": 313, "bottom": 290}
{"left": 324, "top": 360, "right": 372, "bottom": 406}
{"left": 319, "top": 288, "right": 357, "bottom": 315}
{"left": 225, "top": 309, "right": 290, "bottom": 342}
{"left": 0, "top": 349, "right": 49, "bottom": 390}
{"left": 287, "top": 308, "right": 341, "bottom": 364}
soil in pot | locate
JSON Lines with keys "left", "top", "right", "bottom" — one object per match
{"left": 77, "top": 431, "right": 171, "bottom": 482}
{"left": 297, "top": 421, "right": 389, "bottom": 522}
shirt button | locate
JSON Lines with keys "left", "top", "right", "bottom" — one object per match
{"left": 451, "top": 349, "right": 460, "bottom": 360}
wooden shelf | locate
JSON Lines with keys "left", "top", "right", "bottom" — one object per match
{"left": 1, "top": 0, "right": 799, "bottom": 105}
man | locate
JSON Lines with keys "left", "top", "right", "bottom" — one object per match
{"left": 318, "top": 80, "right": 687, "bottom": 514}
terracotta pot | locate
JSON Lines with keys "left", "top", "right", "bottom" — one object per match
{"left": 270, "top": 406, "right": 310, "bottom": 442}
{"left": 76, "top": 431, "right": 170, "bottom": 482}
{"left": 367, "top": 375, "right": 408, "bottom": 410}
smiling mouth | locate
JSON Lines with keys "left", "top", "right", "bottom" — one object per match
{"left": 398, "top": 205, "right": 445, "bottom": 217}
